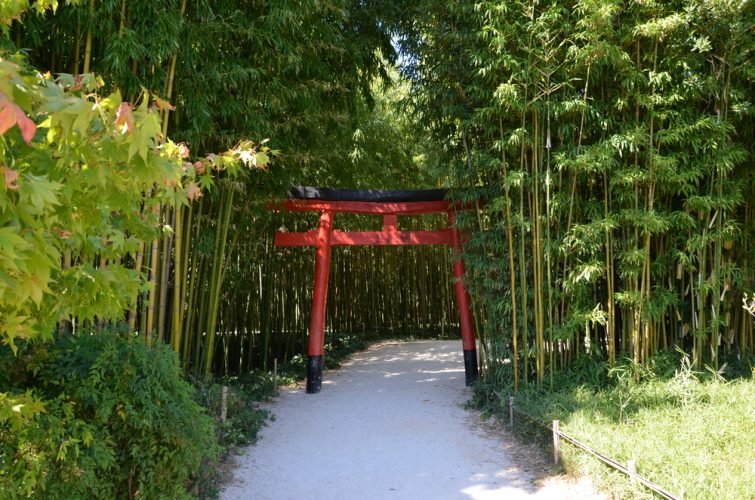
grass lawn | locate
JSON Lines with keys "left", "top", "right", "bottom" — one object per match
{"left": 477, "top": 359, "right": 755, "bottom": 499}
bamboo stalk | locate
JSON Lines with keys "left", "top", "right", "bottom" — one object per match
{"left": 203, "top": 185, "right": 235, "bottom": 374}
{"left": 530, "top": 110, "right": 542, "bottom": 380}
{"left": 193, "top": 255, "right": 208, "bottom": 373}
{"left": 170, "top": 203, "right": 184, "bottom": 352}
{"left": 180, "top": 202, "right": 196, "bottom": 360}
{"left": 185, "top": 199, "right": 204, "bottom": 359}
{"left": 604, "top": 174, "right": 615, "bottom": 365}
{"left": 157, "top": 207, "right": 174, "bottom": 342}
{"left": 127, "top": 240, "right": 145, "bottom": 331}
{"left": 82, "top": 0, "right": 95, "bottom": 74}
{"left": 519, "top": 167, "right": 529, "bottom": 385}
{"left": 118, "top": 0, "right": 127, "bottom": 35}
{"left": 519, "top": 60, "right": 530, "bottom": 385}
{"left": 139, "top": 242, "right": 151, "bottom": 335}
{"left": 73, "top": 20, "right": 82, "bottom": 74}
{"left": 145, "top": 203, "right": 162, "bottom": 340}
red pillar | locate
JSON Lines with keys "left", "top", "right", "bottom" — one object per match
{"left": 448, "top": 211, "right": 479, "bottom": 386}
{"left": 306, "top": 210, "right": 334, "bottom": 393}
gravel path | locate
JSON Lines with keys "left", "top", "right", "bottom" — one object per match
{"left": 221, "top": 340, "right": 601, "bottom": 500}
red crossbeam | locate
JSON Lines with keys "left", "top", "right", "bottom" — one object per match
{"left": 275, "top": 229, "right": 454, "bottom": 247}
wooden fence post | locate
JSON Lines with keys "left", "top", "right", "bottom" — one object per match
{"left": 220, "top": 386, "right": 228, "bottom": 423}
{"left": 509, "top": 396, "right": 515, "bottom": 426}
{"left": 553, "top": 420, "right": 561, "bottom": 465}
{"left": 273, "top": 358, "right": 278, "bottom": 395}
{"left": 628, "top": 459, "right": 637, "bottom": 482}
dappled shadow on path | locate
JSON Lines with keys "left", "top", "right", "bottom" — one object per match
{"left": 223, "top": 340, "right": 600, "bottom": 500}
{"left": 334, "top": 340, "right": 464, "bottom": 385}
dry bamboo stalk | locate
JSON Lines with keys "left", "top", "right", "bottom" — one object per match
{"left": 203, "top": 186, "right": 235, "bottom": 374}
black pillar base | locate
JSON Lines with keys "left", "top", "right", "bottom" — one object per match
{"left": 463, "top": 349, "right": 479, "bottom": 386}
{"left": 306, "top": 355, "right": 323, "bottom": 394}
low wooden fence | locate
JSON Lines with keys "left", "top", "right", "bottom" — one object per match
{"left": 508, "top": 396, "right": 679, "bottom": 500}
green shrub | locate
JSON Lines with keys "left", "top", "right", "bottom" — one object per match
{"left": 0, "top": 333, "right": 218, "bottom": 499}
{"left": 0, "top": 394, "right": 115, "bottom": 498}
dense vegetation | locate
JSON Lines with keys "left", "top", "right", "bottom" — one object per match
{"left": 0, "top": 1, "right": 436, "bottom": 497}
{"left": 396, "top": 1, "right": 754, "bottom": 497}
{"left": 5, "top": 0, "right": 445, "bottom": 376}
{"left": 0, "top": 0, "right": 752, "bottom": 498}
{"left": 397, "top": 0, "right": 754, "bottom": 385}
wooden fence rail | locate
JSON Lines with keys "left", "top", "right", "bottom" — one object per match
{"left": 508, "top": 397, "right": 679, "bottom": 500}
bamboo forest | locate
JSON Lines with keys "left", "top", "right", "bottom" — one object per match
{"left": 1, "top": 1, "right": 753, "bottom": 499}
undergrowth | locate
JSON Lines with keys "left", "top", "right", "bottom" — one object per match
{"left": 0, "top": 332, "right": 217, "bottom": 499}
{"left": 472, "top": 351, "right": 755, "bottom": 499}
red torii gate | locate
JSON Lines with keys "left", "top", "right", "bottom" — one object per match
{"left": 273, "top": 187, "right": 478, "bottom": 393}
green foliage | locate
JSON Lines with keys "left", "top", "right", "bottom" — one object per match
{"left": 0, "top": 332, "right": 217, "bottom": 499}
{"left": 0, "top": 50, "right": 270, "bottom": 374}
{"left": 0, "top": 55, "right": 188, "bottom": 348}
{"left": 0, "top": 390, "right": 44, "bottom": 430}
{"left": 0, "top": 0, "right": 65, "bottom": 29}
{"left": 0, "top": 392, "right": 116, "bottom": 498}
{"left": 398, "top": 0, "right": 755, "bottom": 382}
{"left": 13, "top": 0, "right": 402, "bottom": 183}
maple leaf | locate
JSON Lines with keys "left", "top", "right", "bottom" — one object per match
{"left": 0, "top": 165, "right": 20, "bottom": 190}
{"left": 177, "top": 143, "right": 190, "bottom": 159}
{"left": 0, "top": 93, "right": 36, "bottom": 144}
{"left": 15, "top": 112, "right": 35, "bottom": 143}
{"left": 0, "top": 104, "right": 14, "bottom": 135}
{"left": 186, "top": 182, "right": 202, "bottom": 201}
{"left": 194, "top": 161, "right": 206, "bottom": 175}
{"left": 115, "top": 102, "right": 135, "bottom": 134}
{"left": 153, "top": 95, "right": 175, "bottom": 111}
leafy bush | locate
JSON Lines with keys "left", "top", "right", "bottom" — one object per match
{"left": 0, "top": 394, "right": 115, "bottom": 498}
{"left": 0, "top": 333, "right": 217, "bottom": 499}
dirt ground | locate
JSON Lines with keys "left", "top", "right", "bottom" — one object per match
{"left": 221, "top": 340, "right": 603, "bottom": 500}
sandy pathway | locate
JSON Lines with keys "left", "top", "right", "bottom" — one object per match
{"left": 221, "top": 340, "right": 600, "bottom": 500}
